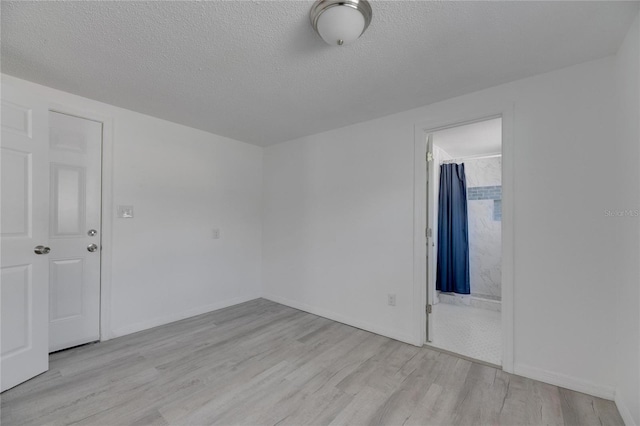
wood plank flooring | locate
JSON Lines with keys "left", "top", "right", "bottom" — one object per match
{"left": 1, "top": 299, "right": 623, "bottom": 426}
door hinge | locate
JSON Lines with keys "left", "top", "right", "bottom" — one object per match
{"left": 426, "top": 151, "right": 433, "bottom": 162}
{"left": 426, "top": 304, "right": 432, "bottom": 314}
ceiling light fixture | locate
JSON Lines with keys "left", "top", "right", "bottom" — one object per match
{"left": 310, "top": 0, "right": 372, "bottom": 46}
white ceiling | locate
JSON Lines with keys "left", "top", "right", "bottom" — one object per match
{"left": 433, "top": 117, "right": 502, "bottom": 158}
{"left": 2, "top": 1, "right": 638, "bottom": 146}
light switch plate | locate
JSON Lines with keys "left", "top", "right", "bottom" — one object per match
{"left": 117, "top": 205, "right": 134, "bottom": 218}
{"left": 212, "top": 228, "right": 220, "bottom": 239}
{"left": 387, "top": 293, "right": 396, "bottom": 306}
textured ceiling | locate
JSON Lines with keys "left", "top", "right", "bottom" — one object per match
{"left": 433, "top": 118, "right": 502, "bottom": 158}
{"left": 2, "top": 1, "right": 638, "bottom": 146}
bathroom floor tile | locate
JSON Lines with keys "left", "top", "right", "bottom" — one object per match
{"left": 429, "top": 302, "right": 502, "bottom": 365}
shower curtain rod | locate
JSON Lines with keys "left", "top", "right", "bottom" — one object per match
{"left": 442, "top": 153, "right": 502, "bottom": 164}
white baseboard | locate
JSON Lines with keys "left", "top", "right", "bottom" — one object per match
{"left": 109, "top": 294, "right": 261, "bottom": 338}
{"left": 615, "top": 393, "right": 638, "bottom": 426}
{"left": 513, "top": 363, "right": 615, "bottom": 400}
{"left": 263, "top": 293, "right": 419, "bottom": 346}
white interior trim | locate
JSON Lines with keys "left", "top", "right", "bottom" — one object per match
{"left": 263, "top": 294, "right": 417, "bottom": 346}
{"left": 615, "top": 392, "right": 638, "bottom": 426}
{"left": 413, "top": 104, "right": 515, "bottom": 373}
{"left": 111, "top": 294, "right": 261, "bottom": 338}
{"left": 47, "top": 102, "right": 115, "bottom": 342}
{"left": 514, "top": 363, "right": 616, "bottom": 401}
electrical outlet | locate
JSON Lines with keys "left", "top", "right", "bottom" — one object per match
{"left": 387, "top": 293, "right": 396, "bottom": 306}
{"left": 212, "top": 228, "right": 221, "bottom": 239}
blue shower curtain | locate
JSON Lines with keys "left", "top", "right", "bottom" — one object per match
{"left": 436, "top": 163, "right": 470, "bottom": 294}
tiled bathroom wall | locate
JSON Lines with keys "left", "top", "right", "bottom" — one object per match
{"left": 465, "top": 157, "right": 502, "bottom": 301}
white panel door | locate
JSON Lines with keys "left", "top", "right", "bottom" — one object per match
{"left": 48, "top": 112, "right": 102, "bottom": 353}
{"left": 1, "top": 84, "right": 50, "bottom": 392}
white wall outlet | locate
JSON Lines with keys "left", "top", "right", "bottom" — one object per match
{"left": 387, "top": 293, "right": 396, "bottom": 306}
{"left": 212, "top": 228, "right": 221, "bottom": 239}
{"left": 117, "top": 205, "right": 134, "bottom": 218}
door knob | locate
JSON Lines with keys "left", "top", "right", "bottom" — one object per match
{"left": 87, "top": 244, "right": 98, "bottom": 253}
{"left": 34, "top": 245, "right": 51, "bottom": 255}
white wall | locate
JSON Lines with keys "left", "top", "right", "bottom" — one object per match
{"left": 108, "top": 113, "right": 263, "bottom": 336}
{"left": 263, "top": 56, "right": 621, "bottom": 397}
{"left": 613, "top": 13, "right": 640, "bottom": 426}
{"left": 263, "top": 116, "right": 418, "bottom": 343}
{"left": 2, "top": 75, "right": 263, "bottom": 339}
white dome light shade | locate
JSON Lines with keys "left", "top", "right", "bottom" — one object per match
{"left": 317, "top": 6, "right": 365, "bottom": 46}
{"left": 310, "top": 0, "right": 372, "bottom": 47}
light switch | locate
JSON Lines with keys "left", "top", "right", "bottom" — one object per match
{"left": 212, "top": 228, "right": 220, "bottom": 239}
{"left": 117, "top": 205, "right": 134, "bottom": 218}
{"left": 387, "top": 293, "right": 396, "bottom": 306}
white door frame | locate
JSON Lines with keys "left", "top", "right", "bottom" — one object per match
{"left": 413, "top": 103, "right": 515, "bottom": 373}
{"left": 48, "top": 102, "right": 114, "bottom": 343}
{"left": 425, "top": 133, "right": 435, "bottom": 342}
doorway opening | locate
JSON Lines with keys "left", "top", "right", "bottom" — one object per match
{"left": 425, "top": 117, "right": 503, "bottom": 366}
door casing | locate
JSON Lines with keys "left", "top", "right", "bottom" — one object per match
{"left": 425, "top": 133, "right": 434, "bottom": 342}
{"left": 413, "top": 104, "right": 515, "bottom": 373}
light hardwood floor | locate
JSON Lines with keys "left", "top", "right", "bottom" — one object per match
{"left": 1, "top": 299, "right": 623, "bottom": 426}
